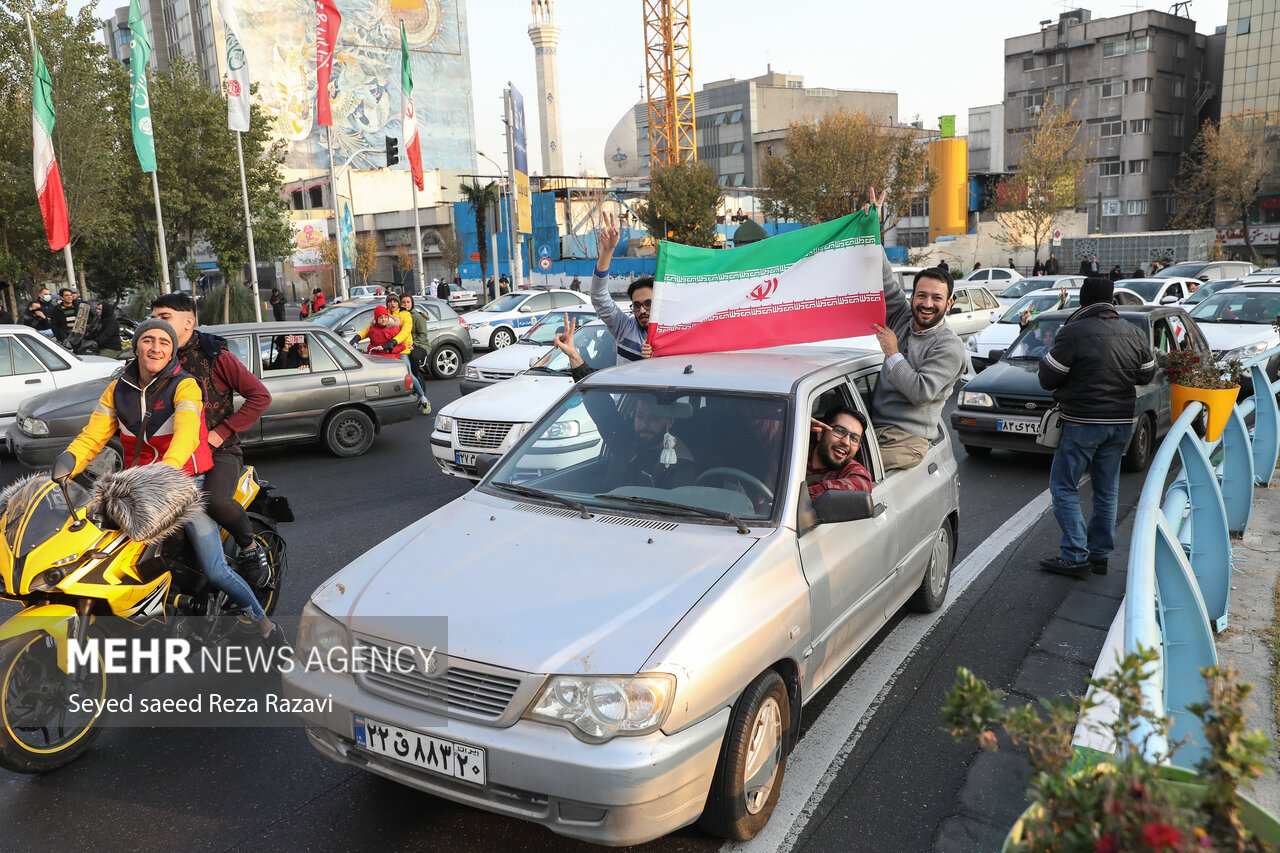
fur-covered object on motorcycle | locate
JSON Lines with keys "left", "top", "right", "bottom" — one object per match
{"left": 89, "top": 465, "right": 204, "bottom": 543}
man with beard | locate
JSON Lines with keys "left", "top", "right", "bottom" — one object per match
{"left": 585, "top": 391, "right": 696, "bottom": 490}
{"left": 870, "top": 264, "right": 966, "bottom": 470}
{"left": 807, "top": 407, "right": 873, "bottom": 498}
{"left": 590, "top": 212, "right": 653, "bottom": 364}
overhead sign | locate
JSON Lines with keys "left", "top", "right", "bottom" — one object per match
{"left": 508, "top": 83, "right": 532, "bottom": 235}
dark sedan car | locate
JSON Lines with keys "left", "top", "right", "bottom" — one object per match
{"left": 7, "top": 322, "right": 419, "bottom": 469}
{"left": 950, "top": 305, "right": 1209, "bottom": 471}
{"left": 306, "top": 296, "right": 473, "bottom": 380}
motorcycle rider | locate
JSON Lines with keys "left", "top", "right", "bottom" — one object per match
{"left": 352, "top": 293, "right": 430, "bottom": 414}
{"left": 60, "top": 318, "right": 283, "bottom": 643}
{"left": 149, "top": 293, "right": 274, "bottom": 584}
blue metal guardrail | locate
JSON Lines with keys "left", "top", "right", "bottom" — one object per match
{"left": 1124, "top": 345, "right": 1280, "bottom": 766}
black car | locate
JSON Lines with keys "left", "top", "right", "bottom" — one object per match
{"left": 950, "top": 305, "right": 1209, "bottom": 471}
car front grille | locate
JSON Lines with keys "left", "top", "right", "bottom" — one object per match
{"left": 993, "top": 395, "right": 1052, "bottom": 413}
{"left": 455, "top": 419, "right": 514, "bottom": 450}
{"left": 477, "top": 369, "right": 517, "bottom": 381}
{"left": 354, "top": 638, "right": 522, "bottom": 720}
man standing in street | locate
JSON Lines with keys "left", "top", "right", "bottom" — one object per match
{"left": 269, "top": 288, "right": 286, "bottom": 322}
{"left": 1044, "top": 252, "right": 1060, "bottom": 275}
{"left": 1037, "top": 277, "right": 1156, "bottom": 577}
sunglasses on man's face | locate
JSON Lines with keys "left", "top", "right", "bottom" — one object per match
{"left": 631, "top": 300, "right": 652, "bottom": 312}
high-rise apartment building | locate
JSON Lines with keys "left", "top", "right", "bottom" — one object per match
{"left": 101, "top": 1, "right": 219, "bottom": 88}
{"left": 1222, "top": 1, "right": 1280, "bottom": 219}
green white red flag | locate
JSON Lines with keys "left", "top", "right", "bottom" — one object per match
{"left": 30, "top": 33, "right": 69, "bottom": 252}
{"left": 648, "top": 210, "right": 885, "bottom": 357}
{"left": 399, "top": 22, "right": 423, "bottom": 191}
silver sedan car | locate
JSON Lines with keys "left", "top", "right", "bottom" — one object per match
{"left": 283, "top": 347, "right": 961, "bottom": 845}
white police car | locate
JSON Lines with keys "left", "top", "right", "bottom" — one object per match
{"left": 460, "top": 289, "right": 590, "bottom": 350}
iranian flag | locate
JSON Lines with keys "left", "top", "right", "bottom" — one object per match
{"left": 648, "top": 210, "right": 885, "bottom": 357}
{"left": 399, "top": 22, "right": 423, "bottom": 190}
{"left": 30, "top": 33, "right": 69, "bottom": 252}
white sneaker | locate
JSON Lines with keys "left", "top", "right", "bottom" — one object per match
{"left": 419, "top": 396, "right": 432, "bottom": 415}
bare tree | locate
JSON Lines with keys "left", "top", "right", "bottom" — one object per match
{"left": 355, "top": 234, "right": 379, "bottom": 287}
{"left": 995, "top": 100, "right": 1090, "bottom": 264}
{"left": 436, "top": 226, "right": 462, "bottom": 281}
{"left": 393, "top": 245, "right": 414, "bottom": 288}
{"left": 1174, "top": 119, "right": 1273, "bottom": 264}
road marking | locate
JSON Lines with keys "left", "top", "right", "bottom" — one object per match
{"left": 726, "top": 487, "right": 1055, "bottom": 853}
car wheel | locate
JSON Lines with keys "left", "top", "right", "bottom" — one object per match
{"left": 430, "top": 344, "right": 463, "bottom": 379}
{"left": 490, "top": 327, "right": 516, "bottom": 349}
{"left": 961, "top": 444, "right": 992, "bottom": 457}
{"left": 908, "top": 519, "right": 953, "bottom": 613}
{"left": 699, "top": 669, "right": 789, "bottom": 841}
{"left": 323, "top": 408, "right": 375, "bottom": 458}
{"left": 1121, "top": 412, "right": 1154, "bottom": 473}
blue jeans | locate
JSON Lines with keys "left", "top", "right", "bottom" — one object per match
{"left": 402, "top": 353, "right": 426, "bottom": 399}
{"left": 1049, "top": 422, "right": 1132, "bottom": 563}
{"left": 185, "top": 485, "right": 265, "bottom": 622}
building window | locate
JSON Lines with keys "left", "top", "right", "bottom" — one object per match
{"left": 1165, "top": 196, "right": 1178, "bottom": 214}
{"left": 1129, "top": 119, "right": 1151, "bottom": 134}
{"left": 1131, "top": 35, "right": 1151, "bottom": 52}
{"left": 1100, "top": 78, "right": 1125, "bottom": 99}
{"left": 1237, "top": 16, "right": 1251, "bottom": 35}
{"left": 1169, "top": 116, "right": 1184, "bottom": 137}
{"left": 1102, "top": 199, "right": 1121, "bottom": 217}
{"left": 733, "top": 173, "right": 745, "bottom": 187}
{"left": 1046, "top": 51, "right": 1062, "bottom": 66}
{"left": 908, "top": 198, "right": 929, "bottom": 218}
{"left": 1098, "top": 160, "right": 1123, "bottom": 176}
{"left": 1175, "top": 39, "right": 1187, "bottom": 58}
{"left": 308, "top": 186, "right": 324, "bottom": 208}
{"left": 713, "top": 113, "right": 726, "bottom": 126}
{"left": 1100, "top": 120, "right": 1124, "bottom": 138}
{"left": 1128, "top": 159, "right": 1149, "bottom": 173}
{"left": 729, "top": 110, "right": 742, "bottom": 124}
{"left": 898, "top": 229, "right": 929, "bottom": 248}
{"left": 1022, "top": 54, "right": 1043, "bottom": 71}
{"left": 718, "top": 174, "right": 730, "bottom": 187}
{"left": 1024, "top": 91, "right": 1045, "bottom": 111}
{"left": 1131, "top": 77, "right": 1151, "bottom": 93}
{"left": 730, "top": 141, "right": 743, "bottom": 155}
{"left": 1171, "top": 77, "right": 1184, "bottom": 97}
{"left": 290, "top": 190, "right": 304, "bottom": 210}
{"left": 765, "top": 145, "right": 774, "bottom": 157}
{"left": 1102, "top": 38, "right": 1128, "bottom": 57}
{"left": 1127, "top": 200, "right": 1148, "bottom": 216}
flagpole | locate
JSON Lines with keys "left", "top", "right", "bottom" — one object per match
{"left": 327, "top": 126, "right": 347, "bottom": 300}
{"left": 148, "top": 172, "right": 171, "bottom": 293}
{"left": 235, "top": 131, "right": 262, "bottom": 321}
{"left": 411, "top": 177, "right": 424, "bottom": 296}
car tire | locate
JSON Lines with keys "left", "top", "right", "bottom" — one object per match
{"left": 430, "top": 344, "right": 463, "bottom": 379}
{"left": 323, "top": 408, "right": 376, "bottom": 458}
{"left": 489, "top": 327, "right": 516, "bottom": 349}
{"left": 1121, "top": 412, "right": 1154, "bottom": 473}
{"left": 961, "top": 444, "right": 992, "bottom": 457}
{"left": 699, "top": 669, "right": 789, "bottom": 842}
{"left": 907, "top": 519, "right": 953, "bottom": 613}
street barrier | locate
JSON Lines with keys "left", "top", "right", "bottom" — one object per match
{"left": 1122, "top": 344, "right": 1280, "bottom": 767}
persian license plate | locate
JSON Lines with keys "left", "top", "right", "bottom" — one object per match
{"left": 996, "top": 418, "right": 1040, "bottom": 434}
{"left": 455, "top": 451, "right": 477, "bottom": 466}
{"left": 353, "top": 715, "right": 487, "bottom": 785}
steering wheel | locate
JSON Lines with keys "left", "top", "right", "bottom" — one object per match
{"left": 694, "top": 467, "right": 774, "bottom": 505}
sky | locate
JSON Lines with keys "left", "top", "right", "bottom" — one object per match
{"left": 75, "top": 0, "right": 1230, "bottom": 180}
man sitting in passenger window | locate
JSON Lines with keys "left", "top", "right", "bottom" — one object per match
{"left": 588, "top": 392, "right": 697, "bottom": 490}
{"left": 807, "top": 406, "right": 873, "bottom": 499}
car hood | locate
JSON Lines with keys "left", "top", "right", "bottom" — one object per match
{"left": 17, "top": 376, "right": 109, "bottom": 428}
{"left": 1193, "top": 323, "right": 1279, "bottom": 352}
{"left": 312, "top": 492, "right": 762, "bottom": 674}
{"left": 440, "top": 371, "right": 573, "bottom": 422}
{"left": 963, "top": 357, "right": 1048, "bottom": 396}
{"left": 468, "top": 342, "right": 553, "bottom": 372}
{"left": 971, "top": 322, "right": 1021, "bottom": 350}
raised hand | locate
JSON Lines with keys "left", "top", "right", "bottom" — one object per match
{"left": 596, "top": 212, "right": 620, "bottom": 268}
{"left": 810, "top": 418, "right": 832, "bottom": 439}
{"left": 862, "top": 186, "right": 888, "bottom": 219}
{"left": 552, "top": 313, "right": 584, "bottom": 368}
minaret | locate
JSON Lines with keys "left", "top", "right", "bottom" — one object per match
{"left": 528, "top": 1, "right": 564, "bottom": 176}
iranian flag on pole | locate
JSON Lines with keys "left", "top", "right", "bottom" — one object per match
{"left": 31, "top": 34, "right": 69, "bottom": 252}
{"left": 399, "top": 22, "right": 423, "bottom": 191}
{"left": 648, "top": 210, "right": 885, "bottom": 357}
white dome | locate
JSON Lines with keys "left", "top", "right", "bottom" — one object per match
{"left": 603, "top": 106, "right": 640, "bottom": 179}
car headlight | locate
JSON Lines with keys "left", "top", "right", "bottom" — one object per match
{"left": 960, "top": 391, "right": 994, "bottom": 408}
{"left": 1226, "top": 341, "right": 1269, "bottom": 360}
{"left": 434, "top": 414, "right": 454, "bottom": 433}
{"left": 464, "top": 365, "right": 480, "bottom": 379}
{"left": 295, "top": 602, "right": 349, "bottom": 672}
{"left": 966, "top": 335, "right": 978, "bottom": 353}
{"left": 508, "top": 423, "right": 531, "bottom": 442}
{"left": 541, "top": 420, "right": 580, "bottom": 439}
{"left": 525, "top": 673, "right": 676, "bottom": 742}
{"left": 19, "top": 417, "right": 48, "bottom": 437}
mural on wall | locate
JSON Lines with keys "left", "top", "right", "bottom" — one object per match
{"left": 220, "top": 0, "right": 476, "bottom": 174}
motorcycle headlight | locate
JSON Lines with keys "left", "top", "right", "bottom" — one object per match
{"left": 526, "top": 673, "right": 676, "bottom": 742}
{"left": 1226, "top": 341, "right": 1269, "bottom": 360}
{"left": 434, "top": 415, "right": 454, "bottom": 433}
{"left": 541, "top": 420, "right": 580, "bottom": 439}
{"left": 464, "top": 365, "right": 480, "bottom": 379}
{"left": 966, "top": 335, "right": 978, "bottom": 353}
{"left": 961, "top": 391, "right": 995, "bottom": 408}
{"left": 20, "top": 417, "right": 49, "bottom": 437}
{"left": 295, "top": 602, "right": 348, "bottom": 672}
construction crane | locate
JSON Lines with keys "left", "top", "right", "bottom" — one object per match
{"left": 643, "top": 0, "right": 696, "bottom": 169}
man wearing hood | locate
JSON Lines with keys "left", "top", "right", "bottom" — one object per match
{"left": 1037, "top": 277, "right": 1156, "bottom": 578}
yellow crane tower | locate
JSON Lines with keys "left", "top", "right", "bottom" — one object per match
{"left": 643, "top": 0, "right": 696, "bottom": 168}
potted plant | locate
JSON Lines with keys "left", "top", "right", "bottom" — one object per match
{"left": 943, "top": 648, "right": 1280, "bottom": 852}
{"left": 1161, "top": 349, "right": 1244, "bottom": 442}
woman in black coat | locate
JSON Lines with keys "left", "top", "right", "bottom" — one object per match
{"left": 92, "top": 301, "right": 124, "bottom": 357}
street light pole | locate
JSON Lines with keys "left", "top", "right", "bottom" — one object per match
{"left": 478, "top": 150, "right": 511, "bottom": 297}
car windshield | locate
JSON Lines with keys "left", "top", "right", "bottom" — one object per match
{"left": 1005, "top": 318, "right": 1067, "bottom": 359}
{"left": 529, "top": 322, "right": 616, "bottom": 373}
{"left": 1187, "top": 291, "right": 1280, "bottom": 324}
{"left": 479, "top": 294, "right": 526, "bottom": 313}
{"left": 998, "top": 291, "right": 1079, "bottom": 323}
{"left": 1117, "top": 281, "right": 1164, "bottom": 301}
{"left": 486, "top": 388, "right": 790, "bottom": 523}
{"left": 520, "top": 312, "right": 590, "bottom": 345}
{"left": 306, "top": 304, "right": 364, "bottom": 328}
{"left": 1182, "top": 279, "right": 1238, "bottom": 305}
{"left": 1153, "top": 263, "right": 1202, "bottom": 278}
{"left": 999, "top": 279, "right": 1052, "bottom": 299}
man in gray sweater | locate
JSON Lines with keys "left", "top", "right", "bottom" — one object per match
{"left": 871, "top": 258, "right": 966, "bottom": 470}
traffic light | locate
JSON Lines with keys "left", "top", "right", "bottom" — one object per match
{"left": 385, "top": 136, "right": 400, "bottom": 167}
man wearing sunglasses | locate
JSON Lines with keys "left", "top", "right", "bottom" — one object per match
{"left": 807, "top": 406, "right": 873, "bottom": 498}
{"left": 590, "top": 212, "right": 652, "bottom": 363}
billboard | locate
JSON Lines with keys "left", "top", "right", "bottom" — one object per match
{"left": 508, "top": 83, "right": 532, "bottom": 235}
{"left": 210, "top": 0, "right": 477, "bottom": 176}
{"left": 337, "top": 195, "right": 357, "bottom": 267}
{"left": 291, "top": 218, "right": 328, "bottom": 272}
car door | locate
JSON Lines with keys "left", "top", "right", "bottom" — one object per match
{"left": 797, "top": 379, "right": 900, "bottom": 694}
{"left": 972, "top": 287, "right": 1003, "bottom": 325}
{"left": 1162, "top": 282, "right": 1185, "bottom": 304}
{"left": 947, "top": 288, "right": 980, "bottom": 336}
{"left": 514, "top": 292, "right": 555, "bottom": 332}
{"left": 257, "top": 331, "right": 350, "bottom": 442}
{"left": 0, "top": 334, "right": 64, "bottom": 424}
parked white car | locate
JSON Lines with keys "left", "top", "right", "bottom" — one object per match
{"left": 959, "top": 267, "right": 1022, "bottom": 293}
{"left": 995, "top": 274, "right": 1086, "bottom": 304}
{"left": 1185, "top": 285, "right": 1280, "bottom": 393}
{"left": 284, "top": 345, "right": 960, "bottom": 846}
{"left": 459, "top": 309, "right": 597, "bottom": 395}
{"left": 946, "top": 284, "right": 1004, "bottom": 337}
{"left": 966, "top": 287, "right": 1147, "bottom": 367}
{"left": 461, "top": 289, "right": 590, "bottom": 350}
{"left": 0, "top": 325, "right": 120, "bottom": 435}
{"left": 445, "top": 285, "right": 481, "bottom": 312}
{"left": 1113, "top": 278, "right": 1200, "bottom": 305}
{"left": 433, "top": 320, "right": 616, "bottom": 480}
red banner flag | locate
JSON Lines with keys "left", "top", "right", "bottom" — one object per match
{"left": 315, "top": 0, "right": 341, "bottom": 127}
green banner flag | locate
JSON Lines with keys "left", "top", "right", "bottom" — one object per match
{"left": 128, "top": 0, "right": 156, "bottom": 173}
{"left": 939, "top": 115, "right": 955, "bottom": 139}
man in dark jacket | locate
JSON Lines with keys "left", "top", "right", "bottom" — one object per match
{"left": 269, "top": 288, "right": 286, "bottom": 321}
{"left": 1077, "top": 255, "right": 1091, "bottom": 275}
{"left": 1037, "top": 278, "right": 1156, "bottom": 577}
{"left": 1044, "top": 253, "right": 1060, "bottom": 275}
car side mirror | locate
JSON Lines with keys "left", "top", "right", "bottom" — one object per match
{"left": 337, "top": 324, "right": 352, "bottom": 334}
{"left": 1160, "top": 295, "right": 1178, "bottom": 304}
{"left": 988, "top": 315, "right": 1000, "bottom": 323}
{"left": 989, "top": 349, "right": 1006, "bottom": 362}
{"left": 811, "top": 489, "right": 875, "bottom": 525}
{"left": 1198, "top": 275, "right": 1210, "bottom": 282}
{"left": 518, "top": 305, "right": 532, "bottom": 313}
{"left": 475, "top": 453, "right": 499, "bottom": 480}
{"left": 529, "top": 356, "right": 540, "bottom": 368}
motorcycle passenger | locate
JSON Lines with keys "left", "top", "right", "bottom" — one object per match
{"left": 353, "top": 293, "right": 430, "bottom": 414}
{"left": 149, "top": 293, "right": 274, "bottom": 586}
{"left": 397, "top": 292, "right": 432, "bottom": 415}
{"left": 61, "top": 318, "right": 283, "bottom": 643}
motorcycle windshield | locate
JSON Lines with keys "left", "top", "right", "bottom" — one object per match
{"left": 6, "top": 483, "right": 91, "bottom": 559}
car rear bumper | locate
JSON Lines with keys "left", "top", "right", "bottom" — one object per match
{"left": 368, "top": 397, "right": 419, "bottom": 428}
{"left": 950, "top": 410, "right": 1051, "bottom": 454}
{"left": 282, "top": 666, "right": 727, "bottom": 846}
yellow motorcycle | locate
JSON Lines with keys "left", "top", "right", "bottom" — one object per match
{"left": 0, "top": 457, "right": 292, "bottom": 773}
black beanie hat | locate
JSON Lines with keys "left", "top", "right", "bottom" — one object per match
{"left": 1080, "top": 277, "right": 1114, "bottom": 307}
